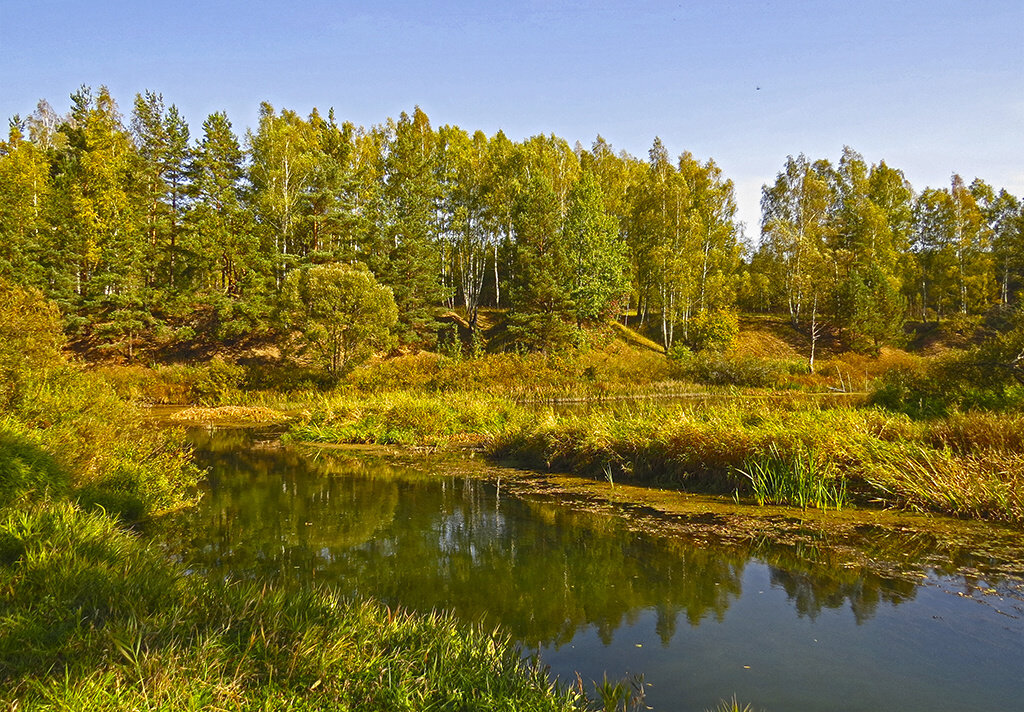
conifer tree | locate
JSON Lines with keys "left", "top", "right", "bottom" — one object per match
{"left": 506, "top": 176, "right": 576, "bottom": 351}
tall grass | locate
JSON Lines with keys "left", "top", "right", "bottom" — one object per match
{"left": 861, "top": 444, "right": 1024, "bottom": 523}
{"left": 735, "top": 445, "right": 848, "bottom": 510}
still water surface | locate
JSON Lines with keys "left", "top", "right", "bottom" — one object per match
{"left": 169, "top": 429, "right": 1024, "bottom": 711}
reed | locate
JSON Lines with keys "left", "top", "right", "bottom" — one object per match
{"left": 735, "top": 445, "right": 848, "bottom": 510}
{"left": 707, "top": 696, "right": 756, "bottom": 712}
{"left": 860, "top": 443, "right": 1024, "bottom": 524}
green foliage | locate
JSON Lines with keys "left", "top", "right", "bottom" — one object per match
{"left": 870, "top": 310, "right": 1024, "bottom": 415}
{"left": 280, "top": 264, "right": 398, "bottom": 376}
{"left": 686, "top": 308, "right": 739, "bottom": 352}
{"left": 868, "top": 364, "right": 950, "bottom": 418}
{"left": 0, "top": 424, "right": 68, "bottom": 507}
{"left": 3, "top": 86, "right": 1020, "bottom": 364}
{"left": 861, "top": 443, "right": 1024, "bottom": 523}
{"left": 0, "top": 284, "right": 201, "bottom": 520}
{"left": 707, "top": 697, "right": 756, "bottom": 712}
{"left": 673, "top": 351, "right": 784, "bottom": 388}
{"left": 483, "top": 400, "right": 1024, "bottom": 523}
{"left": 938, "top": 311, "right": 981, "bottom": 346}
{"left": 735, "top": 445, "right": 848, "bottom": 510}
{"left": 0, "top": 285, "right": 585, "bottom": 712}
{"left": 592, "top": 673, "right": 646, "bottom": 712}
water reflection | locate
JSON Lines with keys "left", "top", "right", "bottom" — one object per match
{"left": 174, "top": 430, "right": 980, "bottom": 644}
{"left": 167, "top": 429, "right": 1024, "bottom": 712}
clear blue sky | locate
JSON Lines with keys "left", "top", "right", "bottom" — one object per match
{"left": 2, "top": 0, "right": 1022, "bottom": 236}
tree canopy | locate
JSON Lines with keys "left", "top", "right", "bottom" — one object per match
{"left": 1, "top": 88, "right": 1021, "bottom": 361}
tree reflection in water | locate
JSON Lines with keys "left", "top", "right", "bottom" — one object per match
{"left": 166, "top": 428, "right": 1011, "bottom": 647}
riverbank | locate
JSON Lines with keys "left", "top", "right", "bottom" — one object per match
{"left": 278, "top": 391, "right": 1024, "bottom": 526}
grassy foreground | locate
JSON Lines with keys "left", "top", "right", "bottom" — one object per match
{"left": 0, "top": 285, "right": 586, "bottom": 711}
{"left": 2, "top": 502, "right": 580, "bottom": 710}
{"left": 288, "top": 392, "right": 1024, "bottom": 525}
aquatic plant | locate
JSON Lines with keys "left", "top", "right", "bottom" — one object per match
{"left": 735, "top": 445, "right": 848, "bottom": 510}
{"left": 591, "top": 672, "right": 646, "bottom": 712}
{"left": 707, "top": 696, "right": 756, "bottom": 712}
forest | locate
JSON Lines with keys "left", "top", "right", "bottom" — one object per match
{"left": 3, "top": 85, "right": 1022, "bottom": 364}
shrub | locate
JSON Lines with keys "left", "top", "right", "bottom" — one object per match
{"left": 687, "top": 309, "right": 739, "bottom": 353}
{"left": 188, "top": 356, "right": 246, "bottom": 405}
{"left": 868, "top": 364, "right": 949, "bottom": 417}
{"left": 675, "top": 352, "right": 784, "bottom": 388}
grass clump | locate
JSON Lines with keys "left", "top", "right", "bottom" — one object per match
{"left": 735, "top": 444, "right": 848, "bottom": 510}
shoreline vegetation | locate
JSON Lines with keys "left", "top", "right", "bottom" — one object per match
{"left": 286, "top": 393, "right": 1024, "bottom": 525}
{"left": 152, "top": 350, "right": 1024, "bottom": 527}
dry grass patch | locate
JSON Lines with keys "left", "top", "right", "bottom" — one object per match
{"left": 169, "top": 406, "right": 288, "bottom": 424}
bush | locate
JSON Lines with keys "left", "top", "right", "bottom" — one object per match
{"left": 868, "top": 361, "right": 952, "bottom": 418}
{"left": 674, "top": 352, "right": 784, "bottom": 388}
{"left": 188, "top": 356, "right": 245, "bottom": 405}
{"left": 939, "top": 312, "right": 981, "bottom": 347}
{"left": 686, "top": 309, "right": 739, "bottom": 353}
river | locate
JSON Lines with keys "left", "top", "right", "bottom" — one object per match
{"left": 164, "top": 427, "right": 1024, "bottom": 711}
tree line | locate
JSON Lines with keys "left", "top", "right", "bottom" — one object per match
{"left": 1, "top": 86, "right": 1022, "bottom": 359}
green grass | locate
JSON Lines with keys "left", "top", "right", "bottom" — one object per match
{"left": 0, "top": 504, "right": 586, "bottom": 711}
{"left": 735, "top": 445, "right": 848, "bottom": 510}
{"left": 288, "top": 392, "right": 1024, "bottom": 523}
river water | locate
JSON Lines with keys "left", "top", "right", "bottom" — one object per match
{"left": 167, "top": 428, "right": 1024, "bottom": 711}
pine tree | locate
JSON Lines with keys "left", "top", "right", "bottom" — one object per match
{"left": 506, "top": 176, "right": 576, "bottom": 351}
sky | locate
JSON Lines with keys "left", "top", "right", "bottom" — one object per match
{"left": 2, "top": 0, "right": 1022, "bottom": 237}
